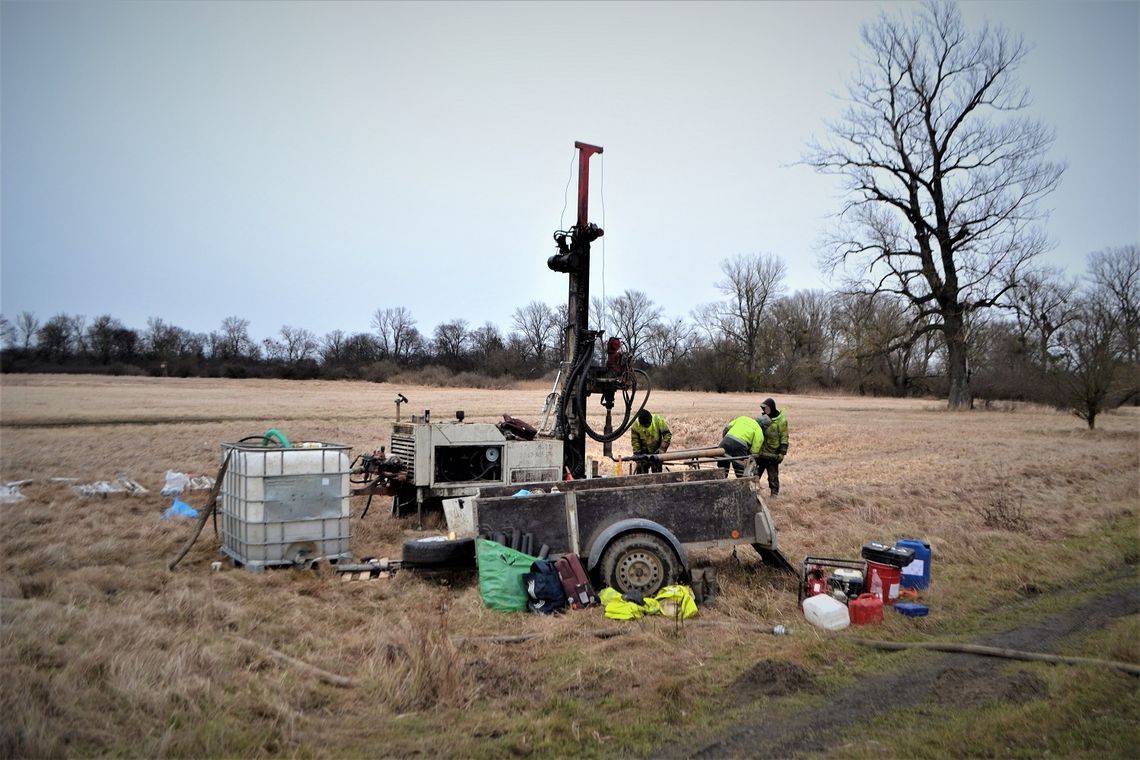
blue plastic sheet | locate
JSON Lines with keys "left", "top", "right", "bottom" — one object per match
{"left": 162, "top": 499, "right": 199, "bottom": 519}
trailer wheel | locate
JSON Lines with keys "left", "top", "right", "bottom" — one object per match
{"left": 598, "top": 532, "right": 680, "bottom": 597}
{"left": 402, "top": 536, "right": 475, "bottom": 568}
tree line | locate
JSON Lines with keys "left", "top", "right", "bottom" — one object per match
{"left": 1, "top": 245, "right": 1136, "bottom": 427}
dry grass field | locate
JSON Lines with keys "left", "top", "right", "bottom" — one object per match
{"left": 1, "top": 374, "right": 1137, "bottom": 758}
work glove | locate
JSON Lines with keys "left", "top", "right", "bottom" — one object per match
{"left": 776, "top": 443, "right": 788, "bottom": 462}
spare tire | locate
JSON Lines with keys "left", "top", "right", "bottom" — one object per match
{"left": 402, "top": 536, "right": 476, "bottom": 568}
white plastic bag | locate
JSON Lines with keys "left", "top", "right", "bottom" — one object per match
{"left": 161, "top": 470, "right": 190, "bottom": 496}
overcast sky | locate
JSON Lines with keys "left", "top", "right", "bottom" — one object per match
{"left": 2, "top": 0, "right": 1137, "bottom": 343}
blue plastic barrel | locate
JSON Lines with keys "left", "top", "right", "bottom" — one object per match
{"left": 896, "top": 538, "right": 931, "bottom": 589}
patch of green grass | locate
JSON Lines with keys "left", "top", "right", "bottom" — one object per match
{"left": 805, "top": 612, "right": 1140, "bottom": 759}
{"left": 828, "top": 654, "right": 1140, "bottom": 759}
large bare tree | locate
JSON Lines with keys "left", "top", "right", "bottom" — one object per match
{"left": 1087, "top": 244, "right": 1140, "bottom": 366}
{"left": 16, "top": 311, "right": 39, "bottom": 351}
{"left": 604, "top": 289, "right": 662, "bottom": 363}
{"left": 805, "top": 0, "right": 1064, "bottom": 409}
{"left": 1054, "top": 295, "right": 1120, "bottom": 429}
{"left": 0, "top": 315, "right": 15, "bottom": 350}
{"left": 433, "top": 319, "right": 470, "bottom": 367}
{"left": 371, "top": 306, "right": 419, "bottom": 362}
{"left": 1002, "top": 266, "right": 1078, "bottom": 370}
{"left": 215, "top": 316, "right": 258, "bottom": 361}
{"left": 643, "top": 317, "right": 697, "bottom": 369}
{"left": 770, "top": 290, "right": 836, "bottom": 388}
{"left": 264, "top": 325, "right": 318, "bottom": 364}
{"left": 510, "top": 300, "right": 559, "bottom": 373}
{"left": 699, "top": 253, "right": 786, "bottom": 380}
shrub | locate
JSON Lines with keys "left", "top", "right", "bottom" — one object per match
{"left": 108, "top": 363, "right": 146, "bottom": 377}
{"left": 388, "top": 366, "right": 515, "bottom": 389}
{"left": 362, "top": 360, "right": 400, "bottom": 384}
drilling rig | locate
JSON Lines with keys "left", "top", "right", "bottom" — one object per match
{"left": 541, "top": 141, "right": 649, "bottom": 478}
{"left": 351, "top": 142, "right": 793, "bottom": 594}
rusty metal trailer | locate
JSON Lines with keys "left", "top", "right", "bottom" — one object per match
{"left": 444, "top": 466, "right": 794, "bottom": 595}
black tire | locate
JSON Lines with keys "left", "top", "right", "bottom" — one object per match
{"left": 598, "top": 532, "right": 681, "bottom": 597}
{"left": 402, "top": 536, "right": 476, "bottom": 568}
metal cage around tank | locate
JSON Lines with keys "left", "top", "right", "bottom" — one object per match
{"left": 219, "top": 441, "right": 353, "bottom": 570}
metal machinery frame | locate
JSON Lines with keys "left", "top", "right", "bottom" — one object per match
{"left": 546, "top": 142, "right": 648, "bottom": 479}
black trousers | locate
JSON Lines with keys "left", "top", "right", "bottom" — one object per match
{"left": 634, "top": 458, "right": 663, "bottom": 474}
{"left": 717, "top": 436, "right": 750, "bottom": 477}
{"left": 755, "top": 455, "right": 780, "bottom": 494}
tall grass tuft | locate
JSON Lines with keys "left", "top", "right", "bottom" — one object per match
{"left": 981, "top": 474, "right": 1030, "bottom": 532}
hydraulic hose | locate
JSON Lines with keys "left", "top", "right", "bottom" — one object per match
{"left": 557, "top": 335, "right": 652, "bottom": 444}
{"left": 580, "top": 368, "right": 650, "bottom": 443}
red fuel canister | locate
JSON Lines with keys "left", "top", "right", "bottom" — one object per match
{"left": 849, "top": 593, "right": 884, "bottom": 624}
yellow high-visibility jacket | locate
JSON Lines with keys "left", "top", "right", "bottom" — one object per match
{"left": 724, "top": 416, "right": 765, "bottom": 454}
{"left": 631, "top": 414, "right": 672, "bottom": 455}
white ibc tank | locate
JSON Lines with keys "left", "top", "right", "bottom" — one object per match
{"left": 220, "top": 442, "right": 352, "bottom": 570}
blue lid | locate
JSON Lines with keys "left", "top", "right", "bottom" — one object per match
{"left": 893, "top": 602, "right": 929, "bottom": 617}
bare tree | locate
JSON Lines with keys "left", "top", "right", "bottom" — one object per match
{"left": 16, "top": 311, "right": 38, "bottom": 351}
{"left": 37, "top": 314, "right": 73, "bottom": 362}
{"left": 1054, "top": 296, "right": 1120, "bottom": 429}
{"left": 833, "top": 291, "right": 934, "bottom": 395}
{"left": 468, "top": 321, "right": 504, "bottom": 372}
{"left": 342, "top": 332, "right": 380, "bottom": 365}
{"left": 643, "top": 317, "right": 697, "bottom": 368}
{"left": 66, "top": 314, "right": 87, "bottom": 358}
{"left": 805, "top": 0, "right": 1064, "bottom": 409}
{"left": 216, "top": 316, "right": 259, "bottom": 361}
{"left": 371, "top": 306, "right": 418, "bottom": 362}
{"left": 433, "top": 319, "right": 469, "bottom": 368}
{"left": 145, "top": 317, "right": 180, "bottom": 362}
{"left": 605, "top": 290, "right": 662, "bottom": 363}
{"left": 511, "top": 300, "right": 559, "bottom": 373}
{"left": 264, "top": 325, "right": 318, "bottom": 364}
{"left": 0, "top": 315, "right": 15, "bottom": 350}
{"left": 1003, "top": 266, "right": 1078, "bottom": 369}
{"left": 770, "top": 290, "right": 835, "bottom": 388}
{"left": 112, "top": 325, "right": 139, "bottom": 362}
{"left": 702, "top": 253, "right": 786, "bottom": 379}
{"left": 86, "top": 314, "right": 125, "bottom": 364}
{"left": 1087, "top": 244, "right": 1140, "bottom": 366}
{"left": 321, "top": 330, "right": 347, "bottom": 366}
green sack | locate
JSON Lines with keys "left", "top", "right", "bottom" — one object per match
{"left": 476, "top": 539, "right": 539, "bottom": 612}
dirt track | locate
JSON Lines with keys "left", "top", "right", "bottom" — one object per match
{"left": 664, "top": 572, "right": 1140, "bottom": 759}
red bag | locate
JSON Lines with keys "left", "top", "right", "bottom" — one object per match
{"left": 555, "top": 553, "right": 597, "bottom": 609}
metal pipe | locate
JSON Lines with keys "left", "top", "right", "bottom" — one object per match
{"left": 612, "top": 447, "right": 730, "bottom": 464}
{"left": 650, "top": 447, "right": 727, "bottom": 462}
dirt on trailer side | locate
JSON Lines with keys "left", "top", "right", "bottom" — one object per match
{"left": 661, "top": 574, "right": 1140, "bottom": 759}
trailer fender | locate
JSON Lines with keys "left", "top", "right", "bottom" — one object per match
{"left": 754, "top": 498, "right": 777, "bottom": 548}
{"left": 584, "top": 519, "right": 690, "bottom": 576}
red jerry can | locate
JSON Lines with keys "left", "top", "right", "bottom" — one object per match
{"left": 849, "top": 593, "right": 884, "bottom": 625}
